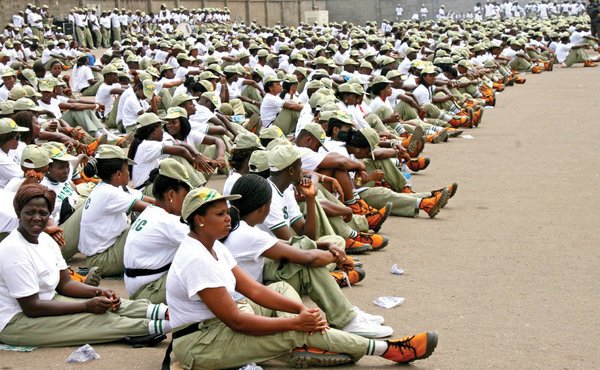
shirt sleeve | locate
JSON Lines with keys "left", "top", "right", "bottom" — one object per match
{"left": 103, "top": 186, "right": 139, "bottom": 214}
{"left": 135, "top": 140, "right": 164, "bottom": 163}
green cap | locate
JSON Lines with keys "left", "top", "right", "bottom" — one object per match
{"left": 171, "top": 93, "right": 197, "bottom": 108}
{"left": 224, "top": 65, "right": 242, "bottom": 75}
{"left": 38, "top": 79, "right": 55, "bottom": 92}
{"left": 199, "top": 71, "right": 218, "bottom": 80}
{"left": 369, "top": 76, "right": 392, "bottom": 88}
{"left": 181, "top": 187, "right": 241, "bottom": 221}
{"left": 21, "top": 144, "right": 52, "bottom": 169}
{"left": 337, "top": 83, "right": 358, "bottom": 95}
{"left": 136, "top": 112, "right": 165, "bottom": 129}
{"left": 159, "top": 158, "right": 193, "bottom": 189}
{"left": 263, "top": 75, "right": 282, "bottom": 85}
{"left": 283, "top": 74, "right": 298, "bottom": 84}
{"left": 259, "top": 126, "right": 284, "bottom": 140}
{"left": 9, "top": 87, "right": 27, "bottom": 101}
{"left": 233, "top": 132, "right": 264, "bottom": 150}
{"left": 268, "top": 144, "right": 303, "bottom": 171}
{"left": 1, "top": 68, "right": 16, "bottom": 78}
{"left": 0, "top": 101, "right": 15, "bottom": 115}
{"left": 163, "top": 106, "right": 188, "bottom": 120}
{"left": 42, "top": 142, "right": 77, "bottom": 161}
{"left": 95, "top": 144, "right": 136, "bottom": 165}
{"left": 13, "top": 98, "right": 43, "bottom": 112}
{"left": 201, "top": 92, "right": 220, "bottom": 109}
{"left": 0, "top": 118, "right": 28, "bottom": 134}
{"left": 248, "top": 150, "right": 270, "bottom": 173}
{"left": 329, "top": 110, "right": 355, "bottom": 125}
{"left": 302, "top": 123, "right": 328, "bottom": 149}
{"left": 360, "top": 127, "right": 379, "bottom": 160}
{"left": 101, "top": 64, "right": 119, "bottom": 75}
{"left": 159, "top": 64, "right": 174, "bottom": 74}
{"left": 23, "top": 85, "right": 41, "bottom": 98}
{"left": 142, "top": 79, "right": 155, "bottom": 99}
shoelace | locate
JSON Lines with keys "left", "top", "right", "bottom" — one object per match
{"left": 388, "top": 336, "right": 417, "bottom": 357}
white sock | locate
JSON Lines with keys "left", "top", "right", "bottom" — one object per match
{"left": 366, "top": 339, "right": 388, "bottom": 356}
{"left": 148, "top": 319, "right": 172, "bottom": 335}
{"left": 146, "top": 303, "right": 168, "bottom": 320}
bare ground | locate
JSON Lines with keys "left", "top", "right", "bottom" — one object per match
{"left": 2, "top": 65, "right": 600, "bottom": 369}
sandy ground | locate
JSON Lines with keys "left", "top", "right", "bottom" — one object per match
{"left": 2, "top": 65, "right": 600, "bottom": 369}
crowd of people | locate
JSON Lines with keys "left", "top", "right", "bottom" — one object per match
{"left": 0, "top": 2, "right": 598, "bottom": 369}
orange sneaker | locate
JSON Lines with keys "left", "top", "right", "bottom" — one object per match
{"left": 419, "top": 189, "right": 448, "bottom": 219}
{"left": 365, "top": 202, "right": 392, "bottom": 232}
{"left": 445, "top": 128, "right": 463, "bottom": 138}
{"left": 345, "top": 237, "right": 373, "bottom": 254}
{"left": 493, "top": 82, "right": 505, "bottom": 91}
{"left": 116, "top": 134, "right": 134, "bottom": 148}
{"left": 400, "top": 186, "right": 414, "bottom": 194}
{"left": 531, "top": 65, "right": 543, "bottom": 74}
{"left": 407, "top": 157, "right": 430, "bottom": 172}
{"left": 584, "top": 60, "right": 598, "bottom": 68}
{"left": 514, "top": 76, "right": 526, "bottom": 84}
{"left": 352, "top": 232, "right": 389, "bottom": 251}
{"left": 348, "top": 199, "right": 379, "bottom": 215}
{"left": 68, "top": 266, "right": 101, "bottom": 286}
{"left": 383, "top": 332, "right": 438, "bottom": 364}
{"left": 331, "top": 267, "right": 366, "bottom": 288}
{"left": 448, "top": 115, "right": 470, "bottom": 128}
{"left": 471, "top": 107, "right": 483, "bottom": 128}
{"left": 431, "top": 182, "right": 458, "bottom": 208}
{"left": 85, "top": 133, "right": 107, "bottom": 156}
{"left": 404, "top": 125, "right": 425, "bottom": 158}
{"left": 288, "top": 346, "right": 354, "bottom": 367}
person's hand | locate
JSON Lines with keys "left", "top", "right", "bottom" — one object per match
{"left": 328, "top": 244, "right": 352, "bottom": 267}
{"left": 214, "top": 157, "right": 227, "bottom": 168}
{"left": 321, "top": 175, "right": 344, "bottom": 203}
{"left": 45, "top": 225, "right": 65, "bottom": 246}
{"left": 294, "top": 307, "right": 329, "bottom": 334}
{"left": 368, "top": 169, "right": 385, "bottom": 183}
{"left": 47, "top": 120, "right": 58, "bottom": 132}
{"left": 99, "top": 289, "right": 121, "bottom": 312}
{"left": 193, "top": 154, "right": 214, "bottom": 173}
{"left": 390, "top": 112, "right": 400, "bottom": 122}
{"left": 418, "top": 107, "right": 427, "bottom": 119}
{"left": 296, "top": 174, "right": 318, "bottom": 199}
{"left": 340, "top": 205, "right": 353, "bottom": 223}
{"left": 84, "top": 296, "right": 112, "bottom": 314}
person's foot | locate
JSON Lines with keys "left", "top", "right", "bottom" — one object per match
{"left": 419, "top": 189, "right": 449, "bottom": 219}
{"left": 117, "top": 134, "right": 134, "bottom": 148}
{"left": 407, "top": 157, "right": 430, "bottom": 172}
{"left": 331, "top": 268, "right": 366, "bottom": 288}
{"left": 531, "top": 65, "right": 543, "bottom": 74}
{"left": 344, "top": 237, "right": 373, "bottom": 254}
{"left": 124, "top": 333, "right": 167, "bottom": 348}
{"left": 404, "top": 125, "right": 425, "bottom": 158}
{"left": 348, "top": 198, "right": 378, "bottom": 215}
{"left": 83, "top": 266, "right": 102, "bottom": 286}
{"left": 352, "top": 306, "right": 385, "bottom": 324}
{"left": 352, "top": 232, "right": 388, "bottom": 251}
{"left": 448, "top": 115, "right": 470, "bottom": 128}
{"left": 288, "top": 346, "right": 354, "bottom": 368}
{"left": 431, "top": 182, "right": 457, "bottom": 208}
{"left": 471, "top": 107, "right": 483, "bottom": 128}
{"left": 342, "top": 315, "right": 394, "bottom": 338}
{"left": 584, "top": 60, "right": 598, "bottom": 68}
{"left": 383, "top": 332, "right": 438, "bottom": 363}
{"left": 445, "top": 127, "right": 463, "bottom": 138}
{"left": 365, "top": 202, "right": 392, "bottom": 232}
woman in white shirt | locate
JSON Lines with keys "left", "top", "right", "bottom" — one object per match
{"left": 165, "top": 186, "right": 437, "bottom": 368}
{"left": 124, "top": 159, "right": 191, "bottom": 304}
{"left": 224, "top": 174, "right": 393, "bottom": 339}
{"left": 0, "top": 183, "right": 170, "bottom": 347}
{"left": 0, "top": 118, "right": 28, "bottom": 189}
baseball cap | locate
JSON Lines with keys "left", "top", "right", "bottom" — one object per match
{"left": 263, "top": 75, "right": 282, "bottom": 85}
{"left": 101, "top": 64, "right": 119, "bottom": 75}
{"left": 201, "top": 92, "right": 220, "bottom": 109}
{"left": 142, "top": 79, "right": 156, "bottom": 99}
{"left": 38, "top": 79, "right": 55, "bottom": 92}
{"left": 171, "top": 93, "right": 197, "bottom": 108}
{"left": 8, "top": 87, "right": 27, "bottom": 101}
{"left": 158, "top": 158, "right": 193, "bottom": 189}
{"left": 233, "top": 132, "right": 264, "bottom": 150}
{"left": 13, "top": 98, "right": 43, "bottom": 112}
{"left": 181, "top": 187, "right": 241, "bottom": 221}
{"left": 360, "top": 127, "right": 379, "bottom": 160}
{"left": 42, "top": 142, "right": 77, "bottom": 162}
{"left": 163, "top": 106, "right": 188, "bottom": 120}
{"left": 259, "top": 126, "right": 284, "bottom": 140}
{"left": 0, "top": 101, "right": 15, "bottom": 116}
{"left": 21, "top": 144, "right": 52, "bottom": 169}
{"left": 0, "top": 118, "right": 28, "bottom": 134}
{"left": 268, "top": 144, "right": 303, "bottom": 171}
{"left": 301, "top": 123, "right": 328, "bottom": 150}
{"left": 248, "top": 150, "right": 270, "bottom": 173}
{"left": 1, "top": 68, "right": 16, "bottom": 78}
{"left": 23, "top": 85, "right": 41, "bottom": 98}
{"left": 329, "top": 110, "right": 355, "bottom": 125}
{"left": 136, "top": 112, "right": 165, "bottom": 129}
{"left": 95, "top": 144, "right": 136, "bottom": 165}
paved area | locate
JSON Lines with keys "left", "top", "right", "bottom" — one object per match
{"left": 2, "top": 66, "right": 600, "bottom": 369}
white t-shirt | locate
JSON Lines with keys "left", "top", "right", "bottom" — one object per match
{"left": 121, "top": 94, "right": 148, "bottom": 129}
{"left": 412, "top": 84, "right": 433, "bottom": 106}
{"left": 222, "top": 220, "right": 277, "bottom": 300}
{"left": 257, "top": 180, "right": 302, "bottom": 237}
{"left": 40, "top": 177, "right": 78, "bottom": 225}
{"left": 37, "top": 98, "right": 62, "bottom": 119}
{"left": 78, "top": 182, "right": 141, "bottom": 256}
{"left": 72, "top": 65, "right": 94, "bottom": 93}
{"left": 166, "top": 236, "right": 237, "bottom": 328}
{"left": 0, "top": 150, "right": 22, "bottom": 189}
{"left": 96, "top": 83, "right": 121, "bottom": 117}
{"left": 298, "top": 147, "right": 326, "bottom": 172}
{"left": 0, "top": 189, "right": 17, "bottom": 233}
{"left": 132, "top": 140, "right": 165, "bottom": 188}
{"left": 0, "top": 230, "right": 68, "bottom": 332}
{"left": 222, "top": 171, "right": 241, "bottom": 196}
{"left": 555, "top": 43, "right": 573, "bottom": 64}
{"left": 124, "top": 206, "right": 189, "bottom": 296}
{"left": 189, "top": 105, "right": 214, "bottom": 133}
{"left": 260, "top": 93, "right": 285, "bottom": 127}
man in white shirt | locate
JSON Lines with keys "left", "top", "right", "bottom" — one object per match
{"left": 111, "top": 9, "right": 122, "bottom": 42}
{"left": 96, "top": 65, "right": 127, "bottom": 127}
{"left": 260, "top": 75, "right": 304, "bottom": 135}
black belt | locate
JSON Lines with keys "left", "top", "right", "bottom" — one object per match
{"left": 161, "top": 323, "right": 201, "bottom": 370}
{"left": 124, "top": 263, "right": 171, "bottom": 278}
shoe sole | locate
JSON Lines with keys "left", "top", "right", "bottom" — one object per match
{"left": 400, "top": 331, "right": 439, "bottom": 364}
{"left": 288, "top": 351, "right": 354, "bottom": 368}
{"left": 83, "top": 266, "right": 102, "bottom": 287}
{"left": 407, "top": 126, "right": 425, "bottom": 157}
{"left": 447, "top": 129, "right": 462, "bottom": 138}
{"left": 448, "top": 182, "right": 459, "bottom": 198}
{"left": 427, "top": 189, "right": 448, "bottom": 219}
{"left": 371, "top": 202, "right": 392, "bottom": 233}
{"left": 345, "top": 243, "right": 373, "bottom": 254}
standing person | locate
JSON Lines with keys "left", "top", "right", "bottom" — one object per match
{"left": 395, "top": 4, "right": 404, "bottom": 19}
{"left": 164, "top": 186, "right": 438, "bottom": 369}
{"left": 0, "top": 183, "right": 170, "bottom": 347}
{"left": 587, "top": 0, "right": 600, "bottom": 37}
{"left": 111, "top": 9, "right": 122, "bottom": 43}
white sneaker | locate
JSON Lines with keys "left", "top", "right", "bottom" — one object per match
{"left": 353, "top": 306, "right": 385, "bottom": 324}
{"left": 342, "top": 315, "right": 394, "bottom": 338}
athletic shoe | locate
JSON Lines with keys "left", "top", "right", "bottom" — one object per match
{"left": 288, "top": 346, "right": 354, "bottom": 368}
{"left": 342, "top": 315, "right": 394, "bottom": 338}
{"left": 124, "top": 333, "right": 167, "bottom": 348}
{"left": 448, "top": 115, "right": 470, "bottom": 128}
{"left": 404, "top": 125, "right": 425, "bottom": 158}
{"left": 365, "top": 202, "right": 392, "bottom": 232}
{"left": 117, "top": 134, "right": 134, "bottom": 148}
{"left": 352, "top": 232, "right": 389, "bottom": 251}
{"left": 345, "top": 237, "right": 373, "bottom": 254}
{"left": 419, "top": 189, "right": 449, "bottom": 219}
{"left": 531, "top": 65, "right": 543, "bottom": 74}
{"left": 445, "top": 128, "right": 463, "bottom": 138}
{"left": 353, "top": 306, "right": 385, "bottom": 324}
{"left": 584, "top": 60, "right": 598, "bottom": 68}
{"left": 383, "top": 332, "right": 438, "bottom": 363}
{"left": 331, "top": 268, "right": 366, "bottom": 288}
{"left": 346, "top": 256, "right": 363, "bottom": 268}
{"left": 83, "top": 266, "right": 101, "bottom": 287}
{"left": 407, "top": 157, "right": 430, "bottom": 172}
{"left": 348, "top": 198, "right": 379, "bottom": 215}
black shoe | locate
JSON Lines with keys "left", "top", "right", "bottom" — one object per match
{"left": 124, "top": 333, "right": 166, "bottom": 348}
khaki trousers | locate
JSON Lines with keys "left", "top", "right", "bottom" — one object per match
{"left": 86, "top": 228, "right": 131, "bottom": 277}
{"left": 129, "top": 273, "right": 168, "bottom": 304}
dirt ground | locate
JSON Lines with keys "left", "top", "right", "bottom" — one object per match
{"left": 2, "top": 65, "right": 600, "bottom": 369}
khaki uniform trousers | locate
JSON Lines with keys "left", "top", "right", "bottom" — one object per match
{"left": 0, "top": 295, "right": 150, "bottom": 347}
{"left": 273, "top": 108, "right": 300, "bottom": 136}
{"left": 112, "top": 27, "right": 121, "bottom": 42}
{"left": 82, "top": 78, "right": 104, "bottom": 97}
{"left": 510, "top": 56, "right": 532, "bottom": 71}
{"left": 62, "top": 109, "right": 104, "bottom": 135}
{"left": 84, "top": 27, "right": 94, "bottom": 49}
{"left": 86, "top": 228, "right": 131, "bottom": 277}
{"left": 564, "top": 48, "right": 589, "bottom": 67}
{"left": 240, "top": 86, "right": 262, "bottom": 116}
{"left": 172, "top": 281, "right": 369, "bottom": 369}
{"left": 263, "top": 235, "right": 356, "bottom": 329}
{"left": 92, "top": 29, "right": 102, "bottom": 48}
{"left": 129, "top": 273, "right": 168, "bottom": 304}
{"left": 75, "top": 26, "right": 87, "bottom": 48}
{"left": 101, "top": 27, "right": 111, "bottom": 48}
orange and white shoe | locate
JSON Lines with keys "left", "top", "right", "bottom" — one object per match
{"left": 383, "top": 332, "right": 439, "bottom": 364}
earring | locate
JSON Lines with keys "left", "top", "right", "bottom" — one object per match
{"left": 355, "top": 148, "right": 360, "bottom": 153}
{"left": 200, "top": 224, "right": 205, "bottom": 227}
{"left": 170, "top": 199, "right": 173, "bottom": 203}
